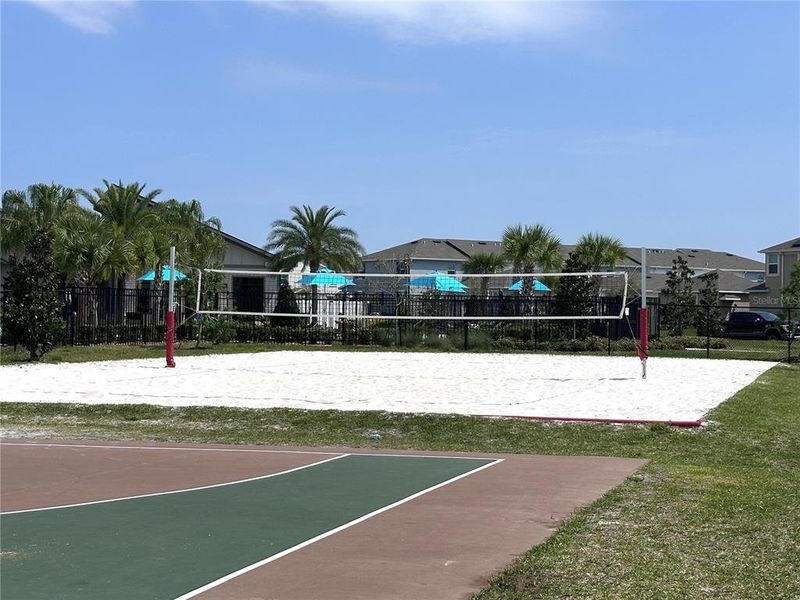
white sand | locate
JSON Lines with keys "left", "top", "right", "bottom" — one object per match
{"left": 0, "top": 351, "right": 776, "bottom": 423}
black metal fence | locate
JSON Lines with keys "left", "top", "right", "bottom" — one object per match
{"left": 1, "top": 287, "right": 797, "bottom": 362}
{"left": 1, "top": 287, "right": 195, "bottom": 347}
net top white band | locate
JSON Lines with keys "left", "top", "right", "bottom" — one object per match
{"left": 198, "top": 269, "right": 627, "bottom": 279}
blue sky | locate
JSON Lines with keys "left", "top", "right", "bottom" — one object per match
{"left": 2, "top": 1, "right": 798, "bottom": 260}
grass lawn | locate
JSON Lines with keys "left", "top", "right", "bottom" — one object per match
{"left": 1, "top": 337, "right": 796, "bottom": 365}
{"left": 1, "top": 348, "right": 798, "bottom": 599}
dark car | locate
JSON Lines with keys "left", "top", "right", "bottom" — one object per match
{"left": 721, "top": 311, "right": 799, "bottom": 340}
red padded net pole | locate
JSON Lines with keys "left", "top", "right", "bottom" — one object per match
{"left": 638, "top": 307, "right": 649, "bottom": 379}
{"left": 639, "top": 247, "right": 648, "bottom": 379}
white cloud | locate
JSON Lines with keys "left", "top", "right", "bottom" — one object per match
{"left": 255, "top": 1, "right": 599, "bottom": 44}
{"left": 563, "top": 130, "right": 696, "bottom": 155}
{"left": 26, "top": 0, "right": 136, "bottom": 35}
{"left": 232, "top": 57, "right": 435, "bottom": 93}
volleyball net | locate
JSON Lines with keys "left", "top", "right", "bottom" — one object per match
{"left": 193, "top": 269, "right": 629, "bottom": 325}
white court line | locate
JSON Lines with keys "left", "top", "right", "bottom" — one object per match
{"left": 0, "top": 454, "right": 349, "bottom": 516}
{"left": 0, "top": 442, "right": 492, "bottom": 461}
{"left": 174, "top": 457, "right": 505, "bottom": 600}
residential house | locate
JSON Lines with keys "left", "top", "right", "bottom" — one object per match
{"left": 362, "top": 237, "right": 764, "bottom": 304}
{"left": 748, "top": 236, "right": 800, "bottom": 309}
{"left": 215, "top": 230, "right": 273, "bottom": 312}
{"left": 643, "top": 270, "right": 762, "bottom": 315}
{"left": 362, "top": 238, "right": 504, "bottom": 275}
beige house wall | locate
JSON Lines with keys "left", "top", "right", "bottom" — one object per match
{"left": 756, "top": 249, "right": 799, "bottom": 308}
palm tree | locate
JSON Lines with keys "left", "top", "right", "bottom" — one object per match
{"left": 1, "top": 184, "right": 80, "bottom": 255}
{"left": 266, "top": 205, "right": 364, "bottom": 319}
{"left": 463, "top": 252, "right": 506, "bottom": 297}
{"left": 266, "top": 205, "right": 364, "bottom": 272}
{"left": 501, "top": 224, "right": 563, "bottom": 296}
{"left": 573, "top": 233, "right": 627, "bottom": 271}
{"left": 79, "top": 180, "right": 162, "bottom": 286}
{"left": 155, "top": 198, "right": 226, "bottom": 319}
{"left": 54, "top": 209, "right": 130, "bottom": 286}
{"left": 53, "top": 209, "right": 137, "bottom": 327}
{"left": 154, "top": 199, "right": 224, "bottom": 274}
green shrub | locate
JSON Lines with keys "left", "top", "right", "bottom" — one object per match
{"left": 422, "top": 334, "right": 454, "bottom": 351}
{"left": 203, "top": 317, "right": 236, "bottom": 344}
{"left": 537, "top": 336, "right": 607, "bottom": 353}
{"left": 611, "top": 338, "right": 638, "bottom": 352}
{"left": 466, "top": 330, "right": 493, "bottom": 351}
{"left": 271, "top": 281, "right": 301, "bottom": 327}
{"left": 1, "top": 231, "right": 65, "bottom": 360}
{"left": 650, "top": 335, "right": 730, "bottom": 350}
{"left": 272, "top": 326, "right": 302, "bottom": 344}
{"left": 490, "top": 337, "right": 520, "bottom": 351}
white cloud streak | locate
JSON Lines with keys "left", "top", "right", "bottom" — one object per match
{"left": 563, "top": 130, "right": 697, "bottom": 155}
{"left": 257, "top": 1, "right": 599, "bottom": 44}
{"left": 232, "top": 57, "right": 435, "bottom": 93}
{"left": 26, "top": 0, "right": 136, "bottom": 35}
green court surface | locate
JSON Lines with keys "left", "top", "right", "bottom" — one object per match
{"left": 1, "top": 454, "right": 495, "bottom": 600}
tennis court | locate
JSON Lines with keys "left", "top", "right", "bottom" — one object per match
{"left": 0, "top": 440, "right": 645, "bottom": 599}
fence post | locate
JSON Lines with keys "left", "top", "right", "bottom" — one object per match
{"left": 788, "top": 306, "right": 793, "bottom": 362}
{"left": 706, "top": 305, "right": 711, "bottom": 359}
{"left": 607, "top": 320, "right": 611, "bottom": 356}
{"left": 464, "top": 319, "right": 469, "bottom": 350}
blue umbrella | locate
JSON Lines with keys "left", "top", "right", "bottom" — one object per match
{"left": 138, "top": 266, "right": 188, "bottom": 281}
{"left": 408, "top": 271, "right": 468, "bottom": 293}
{"left": 297, "top": 267, "right": 355, "bottom": 287}
{"left": 508, "top": 278, "right": 550, "bottom": 292}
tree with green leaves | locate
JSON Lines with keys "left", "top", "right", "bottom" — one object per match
{"left": 782, "top": 261, "right": 800, "bottom": 308}
{"left": 463, "top": 252, "right": 506, "bottom": 317}
{"left": 501, "top": 223, "right": 562, "bottom": 294}
{"left": 573, "top": 232, "right": 627, "bottom": 298}
{"left": 694, "top": 270, "right": 722, "bottom": 336}
{"left": 661, "top": 256, "right": 696, "bottom": 335}
{"left": 553, "top": 253, "right": 595, "bottom": 338}
{"left": 573, "top": 232, "right": 627, "bottom": 270}
{"left": 152, "top": 198, "right": 226, "bottom": 323}
{"left": 463, "top": 252, "right": 506, "bottom": 297}
{"left": 1, "top": 184, "right": 80, "bottom": 256}
{"left": 266, "top": 205, "right": 364, "bottom": 319}
{"left": 79, "top": 180, "right": 162, "bottom": 286}
{"left": 155, "top": 198, "right": 225, "bottom": 276}
{"left": 265, "top": 205, "right": 364, "bottom": 272}
{"left": 54, "top": 209, "right": 130, "bottom": 287}
{"left": 554, "top": 253, "right": 595, "bottom": 315}
{"left": 272, "top": 280, "right": 301, "bottom": 327}
{"left": 2, "top": 231, "right": 65, "bottom": 360}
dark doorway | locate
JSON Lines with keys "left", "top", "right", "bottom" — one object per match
{"left": 232, "top": 277, "right": 264, "bottom": 313}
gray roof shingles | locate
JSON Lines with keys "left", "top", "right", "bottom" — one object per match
{"left": 759, "top": 237, "right": 800, "bottom": 254}
{"left": 644, "top": 270, "right": 763, "bottom": 295}
{"left": 364, "top": 238, "right": 762, "bottom": 272}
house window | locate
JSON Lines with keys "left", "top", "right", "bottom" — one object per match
{"left": 767, "top": 254, "right": 779, "bottom": 275}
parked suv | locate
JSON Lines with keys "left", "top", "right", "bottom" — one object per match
{"left": 721, "top": 311, "right": 799, "bottom": 340}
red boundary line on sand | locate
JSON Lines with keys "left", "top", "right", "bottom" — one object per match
{"left": 473, "top": 414, "right": 704, "bottom": 428}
